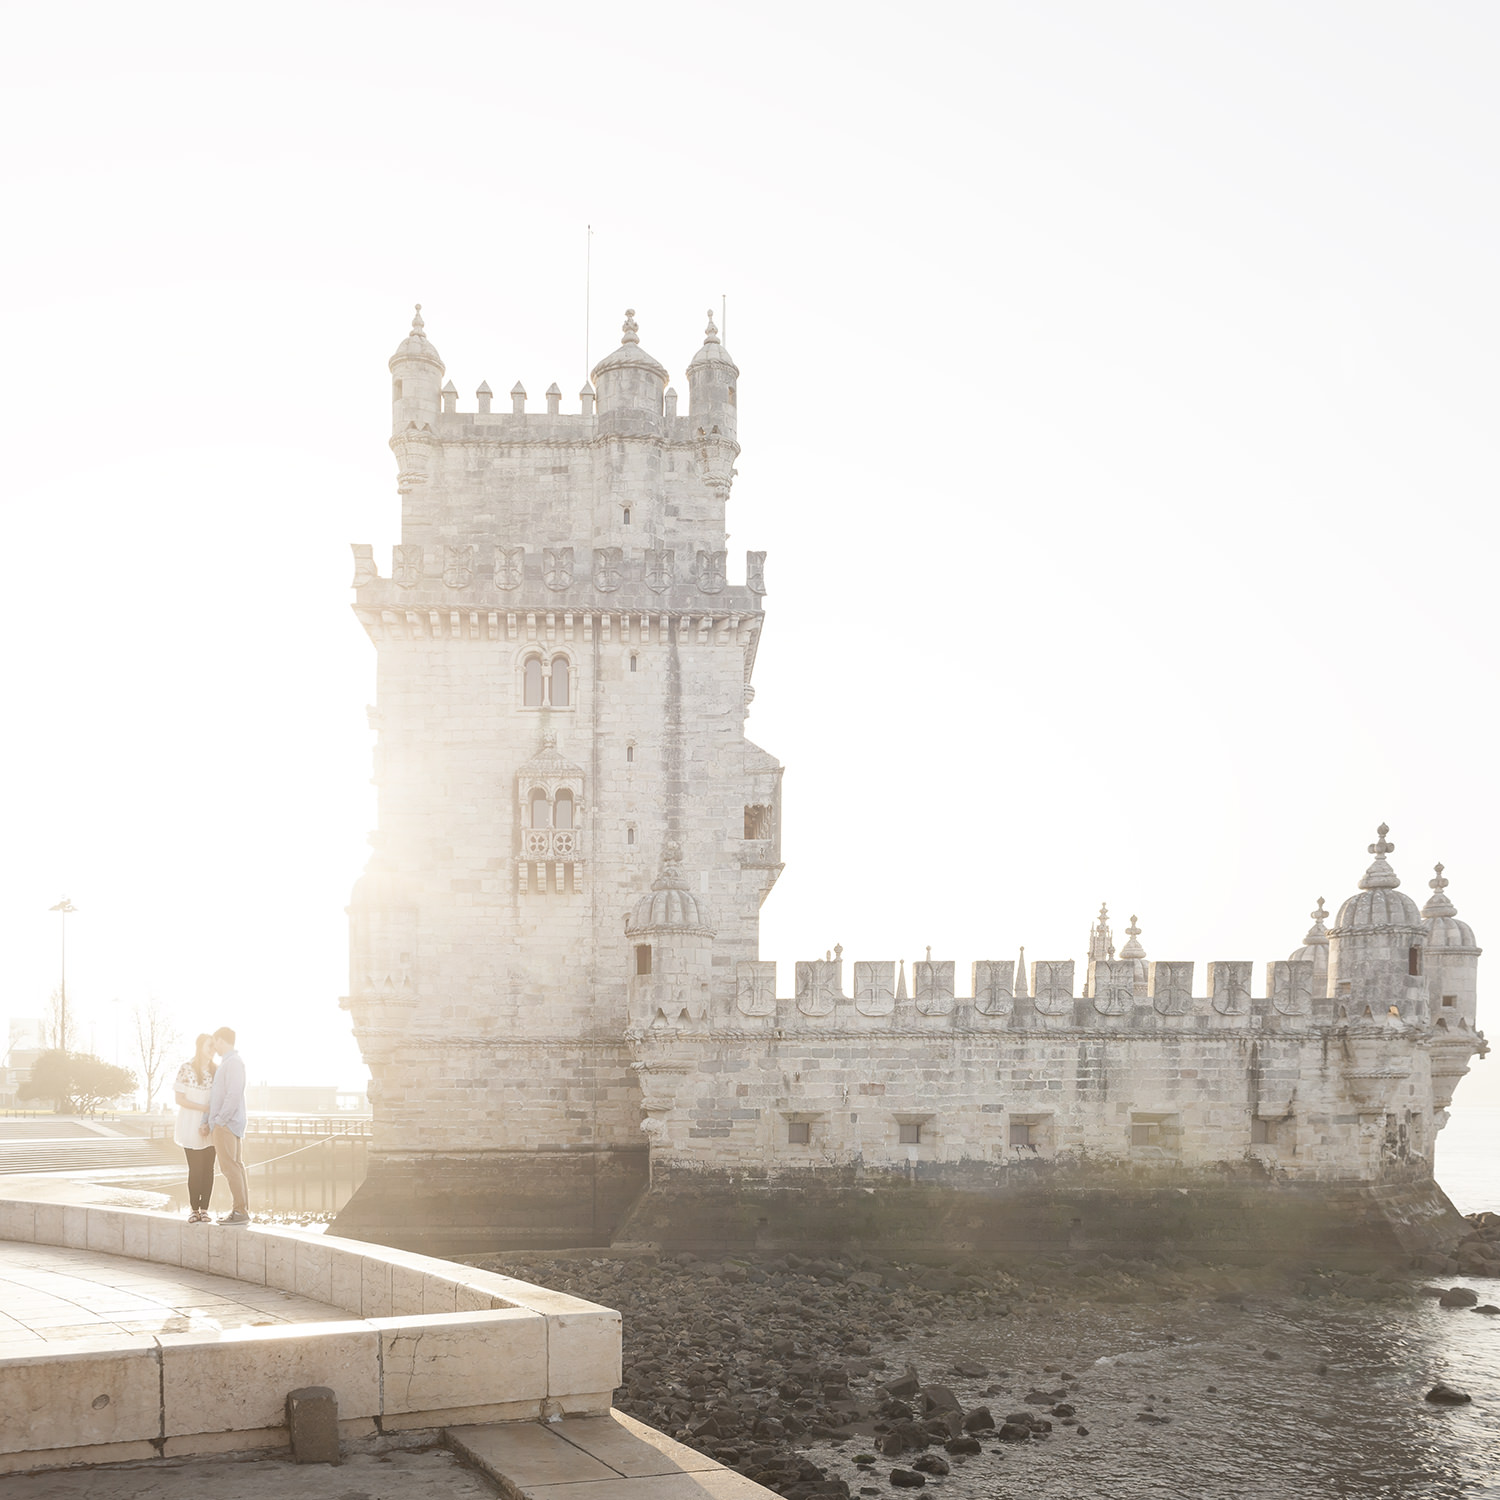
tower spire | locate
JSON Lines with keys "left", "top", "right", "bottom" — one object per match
{"left": 1421, "top": 864, "right": 1458, "bottom": 920}
{"left": 1359, "top": 823, "right": 1401, "bottom": 890}
{"left": 1088, "top": 903, "right": 1115, "bottom": 961}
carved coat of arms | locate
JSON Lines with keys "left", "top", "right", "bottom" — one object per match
{"left": 853, "top": 961, "right": 895, "bottom": 1016}
{"left": 543, "top": 547, "right": 574, "bottom": 591}
{"left": 1091, "top": 960, "right": 1135, "bottom": 1017}
{"left": 645, "top": 549, "right": 673, "bottom": 593}
{"left": 972, "top": 960, "right": 1015, "bottom": 1017}
{"left": 392, "top": 544, "right": 423, "bottom": 589}
{"left": 593, "top": 546, "right": 623, "bottom": 593}
{"left": 1270, "top": 960, "right": 1313, "bottom": 1017}
{"left": 1210, "top": 961, "right": 1253, "bottom": 1016}
{"left": 696, "top": 549, "right": 727, "bottom": 594}
{"left": 736, "top": 961, "right": 776, "bottom": 1017}
{"left": 443, "top": 544, "right": 475, "bottom": 589}
{"left": 746, "top": 550, "right": 767, "bottom": 595}
{"left": 913, "top": 960, "right": 955, "bottom": 1016}
{"left": 494, "top": 546, "right": 524, "bottom": 590}
{"left": 1151, "top": 961, "right": 1195, "bottom": 1016}
{"left": 794, "top": 960, "right": 840, "bottom": 1017}
{"left": 1031, "top": 960, "right": 1075, "bottom": 1016}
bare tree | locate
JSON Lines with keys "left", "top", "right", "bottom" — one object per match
{"left": 43, "top": 987, "right": 74, "bottom": 1053}
{"left": 132, "top": 997, "right": 180, "bottom": 1113}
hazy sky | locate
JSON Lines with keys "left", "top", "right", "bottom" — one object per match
{"left": 2, "top": 3, "right": 1497, "bottom": 1101}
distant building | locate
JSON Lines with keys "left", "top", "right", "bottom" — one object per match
{"left": 0, "top": 1019, "right": 47, "bottom": 1109}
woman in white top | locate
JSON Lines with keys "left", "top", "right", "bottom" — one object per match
{"left": 172, "top": 1034, "right": 217, "bottom": 1222}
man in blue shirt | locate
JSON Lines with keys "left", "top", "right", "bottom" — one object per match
{"left": 205, "top": 1026, "right": 250, "bottom": 1224}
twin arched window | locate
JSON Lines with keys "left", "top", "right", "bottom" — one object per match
{"left": 522, "top": 655, "right": 571, "bottom": 708}
{"left": 527, "top": 787, "right": 574, "bottom": 829}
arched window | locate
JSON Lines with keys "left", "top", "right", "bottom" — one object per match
{"left": 629, "top": 653, "right": 638, "bottom": 673}
{"left": 622, "top": 507, "right": 631, "bottom": 525}
{"left": 551, "top": 657, "right": 570, "bottom": 707}
{"left": 554, "top": 789, "right": 574, "bottom": 830}
{"left": 528, "top": 788, "right": 549, "bottom": 829}
{"left": 626, "top": 826, "right": 636, "bottom": 845}
{"left": 523, "top": 657, "right": 543, "bottom": 707}
{"left": 626, "top": 744, "right": 634, "bottom": 764}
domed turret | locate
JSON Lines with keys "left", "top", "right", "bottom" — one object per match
{"left": 1328, "top": 824, "right": 1429, "bottom": 1018}
{"left": 625, "top": 843, "right": 716, "bottom": 1031}
{"left": 1421, "top": 863, "right": 1482, "bottom": 1031}
{"left": 591, "top": 309, "right": 668, "bottom": 433}
{"left": 626, "top": 843, "right": 714, "bottom": 936}
{"left": 1289, "top": 897, "right": 1331, "bottom": 998}
{"left": 388, "top": 304, "right": 444, "bottom": 492}
{"left": 389, "top": 303, "right": 444, "bottom": 433}
{"left": 686, "top": 309, "right": 738, "bottom": 437}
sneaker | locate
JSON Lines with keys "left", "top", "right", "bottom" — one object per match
{"left": 218, "top": 1210, "right": 251, "bottom": 1226}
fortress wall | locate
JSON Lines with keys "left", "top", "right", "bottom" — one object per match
{"left": 636, "top": 1027, "right": 1438, "bottom": 1186}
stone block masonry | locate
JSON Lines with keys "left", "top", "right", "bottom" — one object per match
{"left": 334, "top": 304, "right": 1484, "bottom": 1259}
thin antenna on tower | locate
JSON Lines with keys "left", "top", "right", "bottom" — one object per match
{"left": 721, "top": 293, "right": 727, "bottom": 346}
{"left": 584, "top": 225, "right": 594, "bottom": 384}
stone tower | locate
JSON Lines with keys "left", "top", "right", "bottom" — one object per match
{"left": 335, "top": 307, "right": 782, "bottom": 1249}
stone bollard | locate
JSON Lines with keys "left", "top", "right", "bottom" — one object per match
{"left": 286, "top": 1386, "right": 340, "bottom": 1464}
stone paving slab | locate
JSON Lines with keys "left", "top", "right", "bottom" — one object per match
{"left": 449, "top": 1411, "right": 778, "bottom": 1498}
{"left": 0, "top": 1239, "right": 353, "bottom": 1341}
{"left": 0, "top": 1442, "right": 499, "bottom": 1499}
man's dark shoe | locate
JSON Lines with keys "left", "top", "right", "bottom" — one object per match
{"left": 218, "top": 1210, "right": 251, "bottom": 1226}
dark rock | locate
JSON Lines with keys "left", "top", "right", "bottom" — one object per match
{"left": 1439, "top": 1288, "right": 1480, "bottom": 1308}
{"left": 1263, "top": 1349, "right": 1282, "bottom": 1360}
{"left": 885, "top": 1371, "right": 922, "bottom": 1399}
{"left": 962, "top": 1406, "right": 995, "bottom": 1432}
{"left": 997, "top": 1422, "right": 1032, "bottom": 1442}
{"left": 890, "top": 1470, "right": 927, "bottom": 1489}
{"left": 1136, "top": 1413, "right": 1170, "bottom": 1424}
{"left": 1426, "top": 1383, "right": 1473, "bottom": 1405}
{"left": 951, "top": 1360, "right": 989, "bottom": 1378}
{"left": 1076, "top": 1425, "right": 1090, "bottom": 1436}
{"left": 877, "top": 1432, "right": 905, "bottom": 1456}
{"left": 912, "top": 1454, "right": 950, "bottom": 1475}
{"left": 1051, "top": 1403, "right": 1076, "bottom": 1419}
{"left": 1472, "top": 1305, "right": 1500, "bottom": 1315}
{"left": 944, "top": 1436, "right": 983, "bottom": 1455}
{"left": 919, "top": 1385, "right": 962, "bottom": 1414}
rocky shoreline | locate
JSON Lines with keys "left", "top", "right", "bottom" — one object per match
{"left": 464, "top": 1216, "right": 1500, "bottom": 1498}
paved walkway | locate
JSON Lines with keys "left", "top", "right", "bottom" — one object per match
{"left": 451, "top": 1411, "right": 778, "bottom": 1498}
{"left": 0, "top": 1240, "right": 353, "bottom": 1350}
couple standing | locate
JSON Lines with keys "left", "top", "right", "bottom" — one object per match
{"left": 171, "top": 1027, "right": 251, "bottom": 1225}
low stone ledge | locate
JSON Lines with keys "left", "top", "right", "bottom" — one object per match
{"left": 0, "top": 1198, "right": 622, "bottom": 1471}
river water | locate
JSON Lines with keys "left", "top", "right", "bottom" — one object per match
{"left": 809, "top": 1106, "right": 1500, "bottom": 1499}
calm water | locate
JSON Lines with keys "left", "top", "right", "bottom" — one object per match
{"left": 1435, "top": 1106, "right": 1500, "bottom": 1217}
{"left": 811, "top": 1106, "right": 1500, "bottom": 1499}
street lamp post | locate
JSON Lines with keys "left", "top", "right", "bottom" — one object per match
{"left": 48, "top": 899, "right": 77, "bottom": 1054}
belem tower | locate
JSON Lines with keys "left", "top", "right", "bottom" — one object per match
{"left": 333, "top": 305, "right": 1485, "bottom": 1263}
